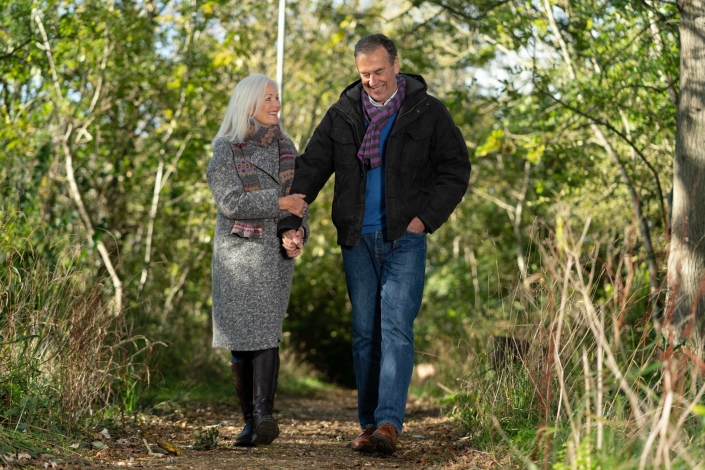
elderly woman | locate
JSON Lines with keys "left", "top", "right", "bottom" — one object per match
{"left": 207, "top": 74, "right": 308, "bottom": 447}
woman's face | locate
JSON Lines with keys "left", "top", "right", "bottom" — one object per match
{"left": 252, "top": 83, "right": 280, "bottom": 126}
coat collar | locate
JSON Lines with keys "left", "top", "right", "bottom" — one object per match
{"left": 337, "top": 73, "right": 428, "bottom": 115}
{"left": 330, "top": 74, "right": 430, "bottom": 145}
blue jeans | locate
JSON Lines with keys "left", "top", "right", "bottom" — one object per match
{"left": 342, "top": 230, "right": 427, "bottom": 433}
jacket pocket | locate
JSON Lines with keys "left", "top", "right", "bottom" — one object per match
{"left": 330, "top": 126, "right": 358, "bottom": 169}
{"left": 404, "top": 127, "right": 433, "bottom": 165}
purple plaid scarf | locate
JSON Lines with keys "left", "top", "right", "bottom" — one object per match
{"left": 357, "top": 75, "right": 406, "bottom": 169}
{"left": 230, "top": 125, "right": 296, "bottom": 238}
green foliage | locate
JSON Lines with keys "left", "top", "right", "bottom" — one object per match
{"left": 409, "top": 0, "right": 676, "bottom": 329}
{"left": 1, "top": 0, "right": 697, "bottom": 465}
{"left": 450, "top": 223, "right": 705, "bottom": 467}
{"left": 1, "top": 0, "right": 402, "bottom": 387}
{"left": 191, "top": 425, "right": 220, "bottom": 450}
{"left": 458, "top": 364, "right": 542, "bottom": 450}
{"left": 0, "top": 214, "right": 147, "bottom": 453}
{"left": 140, "top": 345, "right": 332, "bottom": 411}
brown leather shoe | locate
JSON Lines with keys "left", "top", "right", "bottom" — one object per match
{"left": 370, "top": 423, "right": 399, "bottom": 455}
{"left": 351, "top": 426, "right": 376, "bottom": 452}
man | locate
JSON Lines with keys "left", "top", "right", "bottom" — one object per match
{"left": 278, "top": 34, "right": 471, "bottom": 455}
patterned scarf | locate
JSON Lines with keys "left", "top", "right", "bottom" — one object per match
{"left": 357, "top": 75, "right": 406, "bottom": 169}
{"left": 230, "top": 124, "right": 296, "bottom": 238}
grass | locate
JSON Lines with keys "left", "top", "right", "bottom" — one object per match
{"left": 141, "top": 343, "right": 334, "bottom": 414}
{"left": 0, "top": 210, "right": 333, "bottom": 459}
{"left": 6, "top": 204, "right": 705, "bottom": 468}
{"left": 277, "top": 341, "right": 335, "bottom": 396}
{"left": 0, "top": 213, "right": 148, "bottom": 455}
{"left": 444, "top": 221, "right": 705, "bottom": 468}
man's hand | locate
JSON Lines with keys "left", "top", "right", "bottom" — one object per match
{"left": 406, "top": 217, "right": 425, "bottom": 234}
{"left": 282, "top": 228, "right": 305, "bottom": 258}
{"left": 279, "top": 194, "right": 308, "bottom": 217}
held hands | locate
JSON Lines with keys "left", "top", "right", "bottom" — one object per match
{"left": 279, "top": 193, "right": 308, "bottom": 217}
{"left": 282, "top": 228, "right": 305, "bottom": 258}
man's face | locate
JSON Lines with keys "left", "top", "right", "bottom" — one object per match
{"left": 355, "top": 46, "right": 400, "bottom": 103}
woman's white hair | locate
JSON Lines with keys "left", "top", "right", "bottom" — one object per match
{"left": 215, "top": 74, "right": 284, "bottom": 143}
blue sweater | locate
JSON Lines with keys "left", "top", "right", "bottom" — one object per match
{"left": 362, "top": 113, "right": 398, "bottom": 234}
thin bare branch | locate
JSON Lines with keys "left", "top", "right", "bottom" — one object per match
{"left": 471, "top": 187, "right": 516, "bottom": 214}
{"left": 592, "top": 124, "right": 660, "bottom": 309}
{"left": 63, "top": 131, "right": 123, "bottom": 314}
{"left": 34, "top": 9, "right": 122, "bottom": 314}
{"left": 33, "top": 10, "right": 63, "bottom": 100}
{"left": 543, "top": 92, "right": 670, "bottom": 234}
{"left": 514, "top": 160, "right": 531, "bottom": 279}
{"left": 139, "top": 132, "right": 193, "bottom": 289}
{"left": 543, "top": 0, "right": 575, "bottom": 79}
{"left": 427, "top": 0, "right": 511, "bottom": 22}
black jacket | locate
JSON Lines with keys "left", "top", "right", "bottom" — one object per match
{"left": 278, "top": 74, "right": 471, "bottom": 246}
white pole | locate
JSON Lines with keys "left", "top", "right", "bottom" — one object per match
{"left": 276, "top": 0, "right": 286, "bottom": 110}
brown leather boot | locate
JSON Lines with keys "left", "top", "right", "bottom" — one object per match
{"left": 230, "top": 362, "right": 255, "bottom": 447}
{"left": 351, "top": 426, "right": 376, "bottom": 452}
{"left": 370, "top": 423, "right": 399, "bottom": 455}
{"left": 252, "top": 348, "right": 280, "bottom": 445}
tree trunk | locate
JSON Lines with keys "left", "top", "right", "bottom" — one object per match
{"left": 668, "top": 0, "right": 705, "bottom": 342}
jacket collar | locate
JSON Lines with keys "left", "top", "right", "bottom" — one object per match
{"left": 336, "top": 73, "right": 428, "bottom": 116}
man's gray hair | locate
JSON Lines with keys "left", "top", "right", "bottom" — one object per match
{"left": 354, "top": 34, "right": 398, "bottom": 65}
{"left": 215, "top": 74, "right": 284, "bottom": 143}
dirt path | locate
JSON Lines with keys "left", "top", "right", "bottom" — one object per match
{"left": 82, "top": 389, "right": 512, "bottom": 469}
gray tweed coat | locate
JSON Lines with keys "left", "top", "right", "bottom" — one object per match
{"left": 207, "top": 136, "right": 308, "bottom": 351}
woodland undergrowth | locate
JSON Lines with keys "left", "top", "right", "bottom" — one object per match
{"left": 0, "top": 213, "right": 152, "bottom": 455}
{"left": 448, "top": 220, "right": 705, "bottom": 468}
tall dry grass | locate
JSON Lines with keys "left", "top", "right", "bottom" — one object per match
{"left": 454, "top": 219, "right": 705, "bottom": 468}
{"left": 0, "top": 214, "right": 151, "bottom": 453}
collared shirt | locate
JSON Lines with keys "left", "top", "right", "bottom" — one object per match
{"left": 368, "top": 86, "right": 399, "bottom": 108}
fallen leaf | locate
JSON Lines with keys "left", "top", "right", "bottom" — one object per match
{"left": 151, "top": 435, "right": 183, "bottom": 456}
{"left": 191, "top": 425, "right": 219, "bottom": 451}
{"left": 99, "top": 428, "right": 112, "bottom": 439}
{"left": 92, "top": 441, "right": 107, "bottom": 449}
{"left": 17, "top": 453, "right": 31, "bottom": 461}
{"left": 69, "top": 443, "right": 80, "bottom": 449}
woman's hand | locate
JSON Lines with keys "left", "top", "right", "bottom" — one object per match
{"left": 279, "top": 194, "right": 308, "bottom": 217}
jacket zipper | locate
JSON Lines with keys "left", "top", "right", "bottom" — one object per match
{"left": 332, "top": 104, "right": 363, "bottom": 147}
{"left": 332, "top": 103, "right": 365, "bottom": 182}
{"left": 332, "top": 94, "right": 428, "bottom": 240}
{"left": 390, "top": 96, "right": 428, "bottom": 137}
{"left": 331, "top": 103, "right": 366, "bottom": 239}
